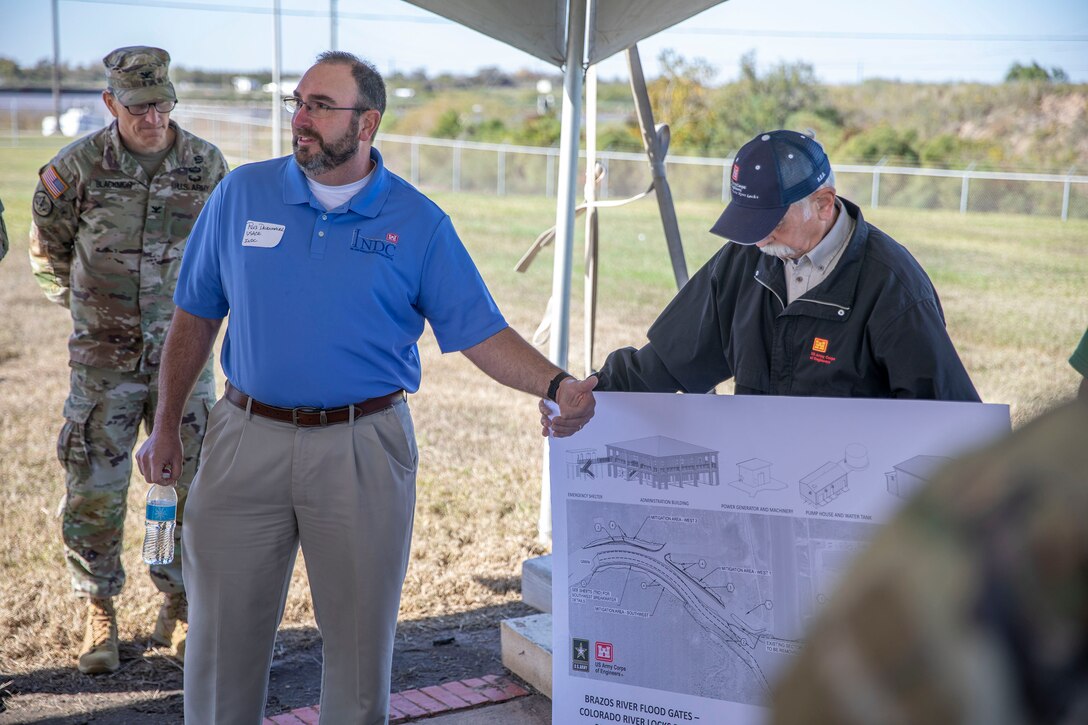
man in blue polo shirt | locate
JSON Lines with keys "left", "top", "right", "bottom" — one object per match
{"left": 136, "top": 51, "right": 596, "bottom": 724}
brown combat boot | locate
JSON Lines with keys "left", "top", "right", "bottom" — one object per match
{"left": 151, "top": 592, "right": 187, "bottom": 663}
{"left": 78, "top": 597, "right": 119, "bottom": 674}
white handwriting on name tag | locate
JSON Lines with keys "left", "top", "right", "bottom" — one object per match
{"left": 242, "top": 220, "right": 286, "bottom": 248}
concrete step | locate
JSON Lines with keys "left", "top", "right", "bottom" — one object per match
{"left": 500, "top": 613, "right": 553, "bottom": 699}
{"left": 520, "top": 554, "right": 552, "bottom": 613}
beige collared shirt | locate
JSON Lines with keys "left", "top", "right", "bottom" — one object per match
{"left": 784, "top": 199, "right": 856, "bottom": 304}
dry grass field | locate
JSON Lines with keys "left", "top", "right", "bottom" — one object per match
{"left": 1, "top": 136, "right": 1085, "bottom": 706}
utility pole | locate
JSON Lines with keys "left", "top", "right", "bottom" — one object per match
{"left": 51, "top": 0, "right": 62, "bottom": 128}
{"left": 330, "top": 0, "right": 338, "bottom": 50}
{"left": 272, "top": 0, "right": 282, "bottom": 156}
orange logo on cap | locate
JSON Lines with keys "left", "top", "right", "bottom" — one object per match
{"left": 812, "top": 337, "right": 828, "bottom": 353}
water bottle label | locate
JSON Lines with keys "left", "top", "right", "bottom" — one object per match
{"left": 146, "top": 503, "right": 176, "bottom": 521}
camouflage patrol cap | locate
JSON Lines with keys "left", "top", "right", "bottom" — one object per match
{"left": 103, "top": 46, "right": 176, "bottom": 105}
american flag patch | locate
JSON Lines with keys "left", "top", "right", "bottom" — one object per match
{"left": 40, "top": 165, "right": 69, "bottom": 199}
{"left": 386, "top": 232, "right": 399, "bottom": 244}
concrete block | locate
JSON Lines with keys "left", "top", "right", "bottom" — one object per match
{"left": 500, "top": 613, "right": 553, "bottom": 698}
{"left": 521, "top": 554, "right": 553, "bottom": 612}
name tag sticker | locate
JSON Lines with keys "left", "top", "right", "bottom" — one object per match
{"left": 242, "top": 220, "right": 285, "bottom": 248}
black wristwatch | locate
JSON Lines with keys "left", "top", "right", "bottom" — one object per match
{"left": 547, "top": 371, "right": 574, "bottom": 402}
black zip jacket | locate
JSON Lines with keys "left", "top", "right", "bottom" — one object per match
{"left": 597, "top": 198, "right": 980, "bottom": 402}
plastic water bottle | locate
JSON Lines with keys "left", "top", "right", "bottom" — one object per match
{"left": 142, "top": 483, "right": 177, "bottom": 565}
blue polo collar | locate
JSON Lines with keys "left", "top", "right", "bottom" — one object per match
{"left": 283, "top": 146, "right": 391, "bottom": 218}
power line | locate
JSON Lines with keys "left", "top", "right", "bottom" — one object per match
{"left": 672, "top": 27, "right": 1088, "bottom": 43}
{"left": 61, "top": 0, "right": 1088, "bottom": 43}
{"left": 61, "top": 0, "right": 445, "bottom": 22}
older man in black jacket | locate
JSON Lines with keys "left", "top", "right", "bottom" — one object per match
{"left": 545, "top": 130, "right": 978, "bottom": 434}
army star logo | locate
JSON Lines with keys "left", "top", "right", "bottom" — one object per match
{"left": 572, "top": 638, "right": 589, "bottom": 671}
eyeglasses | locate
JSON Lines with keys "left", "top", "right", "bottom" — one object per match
{"left": 123, "top": 100, "right": 177, "bottom": 116}
{"left": 282, "top": 96, "right": 367, "bottom": 118}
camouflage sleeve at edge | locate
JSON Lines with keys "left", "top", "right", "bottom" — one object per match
{"left": 28, "top": 157, "right": 79, "bottom": 308}
{"left": 0, "top": 196, "right": 9, "bottom": 263}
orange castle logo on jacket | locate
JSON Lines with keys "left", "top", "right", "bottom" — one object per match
{"left": 810, "top": 337, "right": 836, "bottom": 365}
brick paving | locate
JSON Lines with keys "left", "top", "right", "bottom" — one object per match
{"left": 262, "top": 674, "right": 531, "bottom": 724}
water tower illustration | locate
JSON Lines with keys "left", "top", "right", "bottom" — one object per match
{"left": 799, "top": 443, "right": 869, "bottom": 507}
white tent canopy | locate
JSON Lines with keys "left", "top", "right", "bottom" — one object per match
{"left": 405, "top": 0, "right": 724, "bottom": 68}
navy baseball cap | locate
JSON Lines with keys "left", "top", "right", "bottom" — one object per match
{"left": 710, "top": 130, "right": 831, "bottom": 244}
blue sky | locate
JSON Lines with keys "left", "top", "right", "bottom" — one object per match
{"left": 1, "top": 0, "right": 1086, "bottom": 84}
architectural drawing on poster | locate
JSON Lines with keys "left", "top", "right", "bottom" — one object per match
{"left": 729, "top": 458, "right": 787, "bottom": 497}
{"left": 564, "top": 435, "right": 719, "bottom": 488}
{"left": 799, "top": 443, "right": 869, "bottom": 506}
{"left": 551, "top": 391, "right": 1011, "bottom": 725}
{"left": 885, "top": 454, "right": 951, "bottom": 499}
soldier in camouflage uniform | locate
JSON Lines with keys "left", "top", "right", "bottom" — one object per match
{"left": 770, "top": 393, "right": 1088, "bottom": 722}
{"left": 28, "top": 46, "right": 228, "bottom": 675}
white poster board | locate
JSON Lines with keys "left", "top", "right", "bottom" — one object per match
{"left": 550, "top": 392, "right": 1010, "bottom": 724}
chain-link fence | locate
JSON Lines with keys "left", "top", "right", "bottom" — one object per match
{"left": 4, "top": 96, "right": 1086, "bottom": 221}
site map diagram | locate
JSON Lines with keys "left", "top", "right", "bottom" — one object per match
{"left": 566, "top": 502, "right": 874, "bottom": 703}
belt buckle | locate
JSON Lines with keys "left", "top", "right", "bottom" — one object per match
{"left": 291, "top": 406, "right": 328, "bottom": 426}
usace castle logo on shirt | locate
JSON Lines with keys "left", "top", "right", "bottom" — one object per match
{"left": 351, "top": 229, "right": 399, "bottom": 260}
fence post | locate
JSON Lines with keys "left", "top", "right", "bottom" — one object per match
{"left": 452, "top": 145, "right": 461, "bottom": 192}
{"left": 871, "top": 156, "right": 886, "bottom": 209}
{"left": 241, "top": 119, "right": 249, "bottom": 162}
{"left": 600, "top": 156, "right": 609, "bottom": 199}
{"left": 722, "top": 160, "right": 730, "bottom": 204}
{"left": 1061, "top": 166, "right": 1074, "bottom": 222}
{"left": 411, "top": 139, "right": 419, "bottom": 187}
{"left": 546, "top": 152, "right": 555, "bottom": 198}
{"left": 960, "top": 162, "right": 975, "bottom": 214}
{"left": 497, "top": 149, "right": 505, "bottom": 196}
{"left": 8, "top": 99, "right": 18, "bottom": 146}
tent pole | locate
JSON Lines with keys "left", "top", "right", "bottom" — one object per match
{"left": 539, "top": 0, "right": 587, "bottom": 545}
{"left": 627, "top": 44, "right": 688, "bottom": 289}
{"left": 583, "top": 62, "right": 599, "bottom": 379}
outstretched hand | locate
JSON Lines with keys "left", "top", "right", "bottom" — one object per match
{"left": 540, "top": 375, "right": 598, "bottom": 437}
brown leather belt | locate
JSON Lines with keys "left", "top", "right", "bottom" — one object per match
{"left": 224, "top": 381, "right": 405, "bottom": 427}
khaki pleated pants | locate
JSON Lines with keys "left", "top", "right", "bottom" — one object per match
{"left": 182, "top": 396, "right": 418, "bottom": 725}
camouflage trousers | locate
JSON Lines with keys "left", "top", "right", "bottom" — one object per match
{"left": 59, "top": 362, "right": 215, "bottom": 598}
